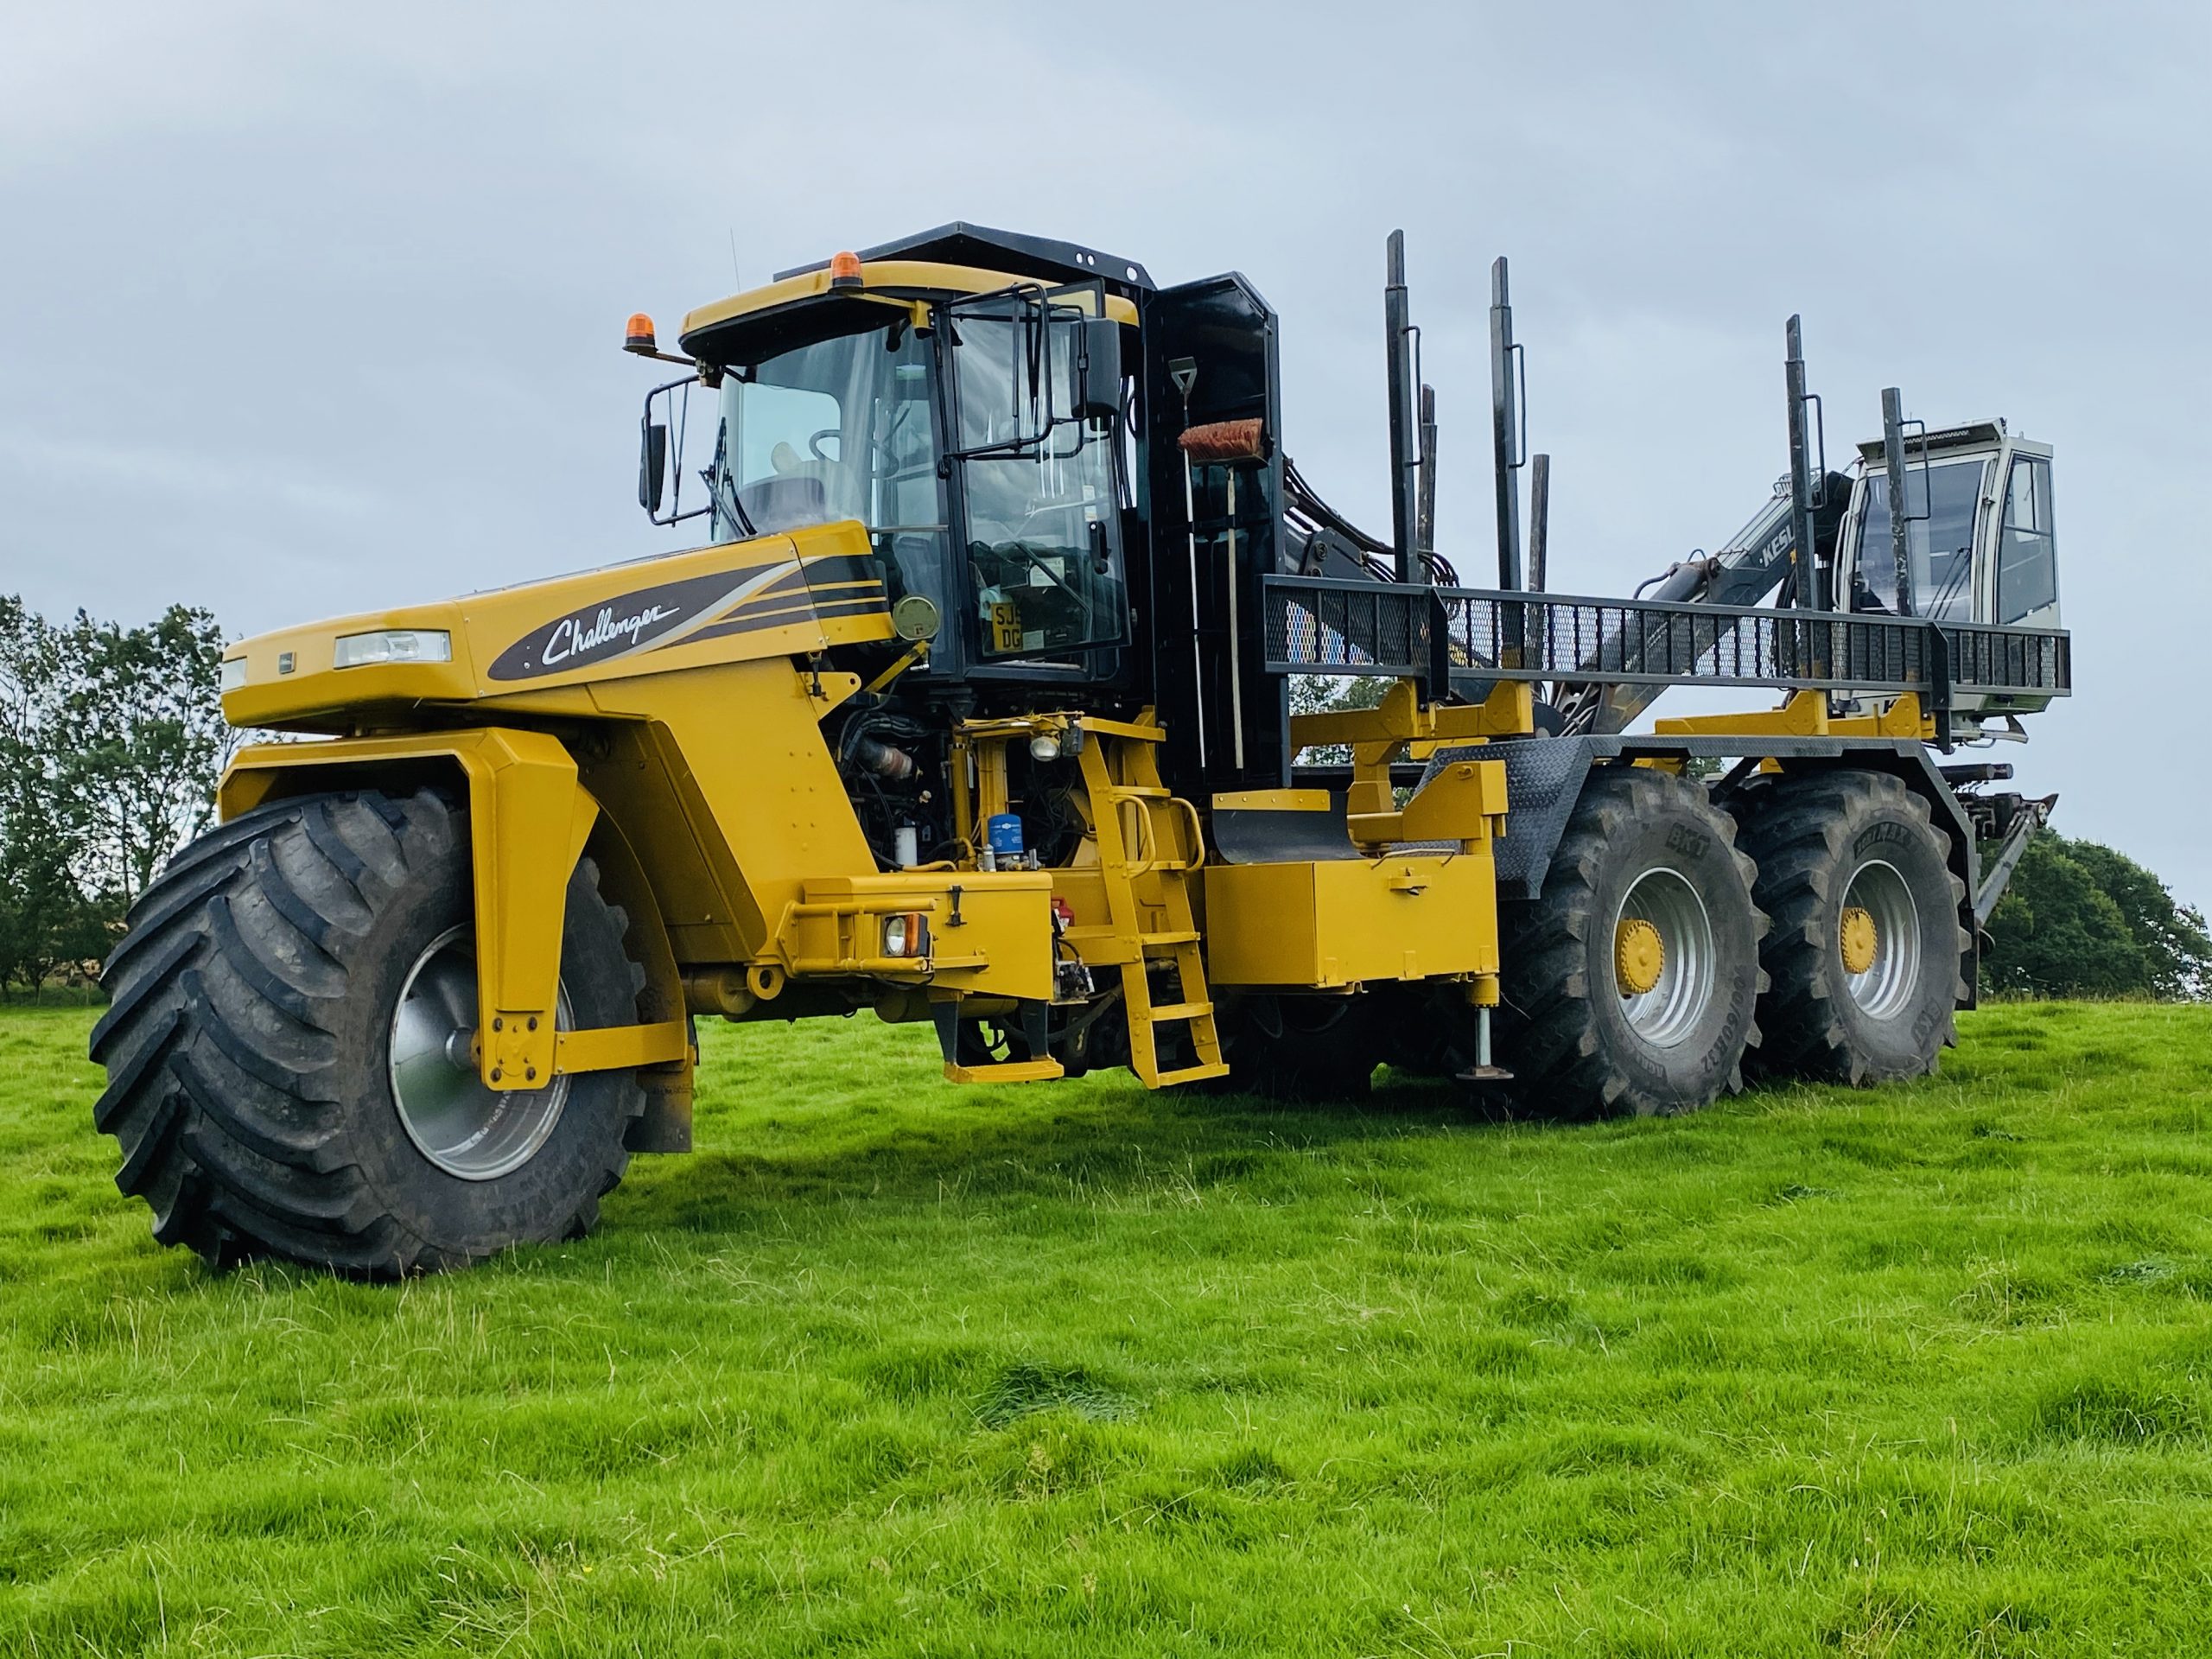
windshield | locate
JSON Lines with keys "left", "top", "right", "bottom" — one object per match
{"left": 1853, "top": 457, "right": 1988, "bottom": 623}
{"left": 948, "top": 296, "right": 1127, "bottom": 658}
{"left": 706, "top": 323, "right": 946, "bottom": 608}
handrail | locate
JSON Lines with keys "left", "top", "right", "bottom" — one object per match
{"left": 1261, "top": 575, "right": 2070, "bottom": 702}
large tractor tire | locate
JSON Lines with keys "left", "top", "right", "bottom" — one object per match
{"left": 1737, "top": 769, "right": 1968, "bottom": 1084}
{"left": 89, "top": 789, "right": 649, "bottom": 1275}
{"left": 1497, "top": 767, "right": 1765, "bottom": 1119}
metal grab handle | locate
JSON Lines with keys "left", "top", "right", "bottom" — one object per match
{"left": 1118, "top": 796, "right": 1159, "bottom": 871}
{"left": 1173, "top": 797, "right": 1207, "bottom": 874}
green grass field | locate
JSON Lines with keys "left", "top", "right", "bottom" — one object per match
{"left": 4, "top": 1003, "right": 2210, "bottom": 1656}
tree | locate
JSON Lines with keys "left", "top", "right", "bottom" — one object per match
{"left": 59, "top": 604, "right": 234, "bottom": 907}
{"left": 2063, "top": 838, "right": 2212, "bottom": 1001}
{"left": 1289, "top": 673, "right": 1394, "bottom": 765}
{"left": 1982, "top": 830, "right": 2212, "bottom": 1001}
{"left": 0, "top": 600, "right": 106, "bottom": 991}
{"left": 0, "top": 785, "right": 109, "bottom": 991}
{"left": 0, "top": 596, "right": 233, "bottom": 995}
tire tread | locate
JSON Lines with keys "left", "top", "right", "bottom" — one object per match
{"left": 92, "top": 787, "right": 646, "bottom": 1276}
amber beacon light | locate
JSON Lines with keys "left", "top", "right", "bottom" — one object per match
{"left": 829, "top": 251, "right": 862, "bottom": 289}
{"left": 623, "top": 313, "right": 658, "bottom": 354}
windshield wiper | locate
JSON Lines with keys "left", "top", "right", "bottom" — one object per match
{"left": 702, "top": 427, "right": 758, "bottom": 539}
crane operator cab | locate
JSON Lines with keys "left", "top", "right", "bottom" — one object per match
{"left": 1837, "top": 420, "right": 2059, "bottom": 720}
{"left": 1839, "top": 422, "right": 2060, "bottom": 625}
{"left": 638, "top": 246, "right": 1138, "bottom": 690}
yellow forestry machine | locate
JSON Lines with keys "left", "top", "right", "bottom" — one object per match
{"left": 91, "top": 226, "right": 2070, "bottom": 1273}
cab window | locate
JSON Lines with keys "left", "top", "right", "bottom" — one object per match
{"left": 708, "top": 323, "right": 948, "bottom": 615}
{"left": 1997, "top": 455, "right": 2058, "bottom": 622}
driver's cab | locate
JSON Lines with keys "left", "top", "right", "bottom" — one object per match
{"left": 652, "top": 245, "right": 1141, "bottom": 688}
{"left": 1838, "top": 420, "right": 2061, "bottom": 637}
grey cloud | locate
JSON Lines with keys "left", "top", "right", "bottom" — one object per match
{"left": 3, "top": 0, "right": 2203, "bottom": 900}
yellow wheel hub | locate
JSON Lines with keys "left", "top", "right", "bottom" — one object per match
{"left": 1839, "top": 906, "right": 1878, "bottom": 976}
{"left": 1615, "top": 917, "right": 1666, "bottom": 996}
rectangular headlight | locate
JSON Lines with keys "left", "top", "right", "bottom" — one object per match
{"left": 881, "top": 912, "right": 931, "bottom": 960}
{"left": 333, "top": 629, "right": 452, "bottom": 669}
{"left": 219, "top": 657, "right": 247, "bottom": 692}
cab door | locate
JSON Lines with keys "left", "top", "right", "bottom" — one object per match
{"left": 940, "top": 283, "right": 1132, "bottom": 671}
{"left": 1990, "top": 444, "right": 2060, "bottom": 626}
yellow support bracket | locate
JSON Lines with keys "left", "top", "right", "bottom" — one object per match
{"left": 1397, "top": 758, "right": 1510, "bottom": 844}
{"left": 1830, "top": 692, "right": 1933, "bottom": 740}
{"left": 1654, "top": 689, "right": 1932, "bottom": 741}
{"left": 1294, "top": 680, "right": 1529, "bottom": 848}
{"left": 221, "top": 726, "right": 606, "bottom": 1091}
{"left": 1069, "top": 708, "right": 1168, "bottom": 743}
{"left": 1289, "top": 677, "right": 1533, "bottom": 749}
{"left": 556, "top": 1020, "right": 691, "bottom": 1074}
{"left": 1347, "top": 756, "right": 1510, "bottom": 848}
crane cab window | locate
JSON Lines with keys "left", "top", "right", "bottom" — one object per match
{"left": 1852, "top": 457, "right": 1987, "bottom": 622}
{"left": 946, "top": 289, "right": 1128, "bottom": 659}
{"left": 1997, "top": 455, "right": 2058, "bottom": 622}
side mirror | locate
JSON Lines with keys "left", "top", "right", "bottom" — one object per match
{"left": 1077, "top": 317, "right": 1121, "bottom": 425}
{"left": 638, "top": 419, "right": 668, "bottom": 514}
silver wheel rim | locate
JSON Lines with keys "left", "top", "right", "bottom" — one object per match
{"left": 1616, "top": 868, "right": 1716, "bottom": 1047}
{"left": 388, "top": 925, "right": 571, "bottom": 1181}
{"left": 1842, "top": 859, "right": 1921, "bottom": 1020}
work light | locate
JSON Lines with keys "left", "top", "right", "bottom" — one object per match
{"left": 333, "top": 629, "right": 453, "bottom": 669}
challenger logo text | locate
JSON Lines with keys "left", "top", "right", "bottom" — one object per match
{"left": 543, "top": 603, "right": 674, "bottom": 667}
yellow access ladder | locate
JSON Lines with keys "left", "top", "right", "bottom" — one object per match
{"left": 1071, "top": 717, "right": 1230, "bottom": 1088}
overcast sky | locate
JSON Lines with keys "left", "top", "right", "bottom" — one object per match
{"left": 5, "top": 2, "right": 2207, "bottom": 905}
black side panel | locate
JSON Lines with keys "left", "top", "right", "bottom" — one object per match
{"left": 1141, "top": 273, "right": 1287, "bottom": 796}
{"left": 1477, "top": 739, "right": 1601, "bottom": 900}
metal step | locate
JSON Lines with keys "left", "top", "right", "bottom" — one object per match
{"left": 1142, "top": 1001, "right": 1214, "bottom": 1022}
{"left": 942, "top": 1056, "right": 1065, "bottom": 1085}
{"left": 1153, "top": 1061, "right": 1231, "bottom": 1086}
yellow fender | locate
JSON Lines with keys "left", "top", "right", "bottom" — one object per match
{"left": 219, "top": 727, "right": 688, "bottom": 1090}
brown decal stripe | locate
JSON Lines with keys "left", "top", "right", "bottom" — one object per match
{"left": 796, "top": 553, "right": 883, "bottom": 588}
{"left": 677, "top": 594, "right": 889, "bottom": 650}
{"left": 735, "top": 588, "right": 885, "bottom": 614}
{"left": 710, "top": 554, "right": 881, "bottom": 620}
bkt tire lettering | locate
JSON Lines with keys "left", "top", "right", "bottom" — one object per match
{"left": 1853, "top": 821, "right": 1912, "bottom": 856}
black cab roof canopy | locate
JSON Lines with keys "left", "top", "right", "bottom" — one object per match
{"left": 774, "top": 221, "right": 1154, "bottom": 296}
{"left": 678, "top": 222, "right": 1146, "bottom": 365}
{"left": 1853, "top": 418, "right": 2007, "bottom": 464}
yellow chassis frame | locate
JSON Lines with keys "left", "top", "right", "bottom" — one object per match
{"left": 219, "top": 728, "right": 689, "bottom": 1092}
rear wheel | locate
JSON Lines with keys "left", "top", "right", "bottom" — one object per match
{"left": 1738, "top": 769, "right": 1967, "bottom": 1084}
{"left": 1497, "top": 767, "right": 1765, "bottom": 1118}
{"left": 89, "top": 789, "right": 648, "bottom": 1274}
